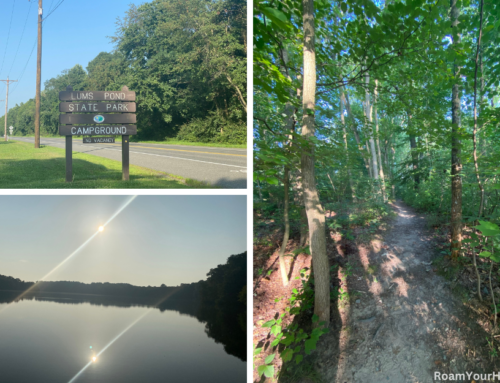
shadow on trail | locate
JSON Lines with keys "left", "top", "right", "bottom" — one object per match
{"left": 313, "top": 200, "right": 498, "bottom": 382}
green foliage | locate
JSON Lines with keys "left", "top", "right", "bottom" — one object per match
{"left": 200, "top": 252, "right": 246, "bottom": 306}
{"left": 257, "top": 270, "right": 329, "bottom": 379}
{"left": 1, "top": 0, "right": 246, "bottom": 145}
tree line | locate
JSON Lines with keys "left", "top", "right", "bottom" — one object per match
{"left": 0, "top": 0, "right": 246, "bottom": 145}
{"left": 0, "top": 252, "right": 246, "bottom": 309}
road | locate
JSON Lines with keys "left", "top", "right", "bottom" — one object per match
{"left": 13, "top": 137, "right": 247, "bottom": 189}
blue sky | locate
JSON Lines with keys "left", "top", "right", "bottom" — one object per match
{"left": 0, "top": 196, "right": 247, "bottom": 286}
{"left": 0, "top": 0, "right": 148, "bottom": 116}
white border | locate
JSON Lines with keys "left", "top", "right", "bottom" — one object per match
{"left": 246, "top": 0, "right": 254, "bottom": 379}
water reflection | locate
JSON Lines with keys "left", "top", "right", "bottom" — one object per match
{"left": 0, "top": 291, "right": 245, "bottom": 383}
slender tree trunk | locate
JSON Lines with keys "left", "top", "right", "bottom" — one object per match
{"left": 374, "top": 80, "right": 387, "bottom": 202}
{"left": 365, "top": 68, "right": 379, "bottom": 182}
{"left": 256, "top": 178, "right": 263, "bottom": 201}
{"left": 450, "top": 0, "right": 463, "bottom": 260}
{"left": 366, "top": 138, "right": 373, "bottom": 179}
{"left": 340, "top": 90, "right": 356, "bottom": 202}
{"left": 407, "top": 111, "right": 420, "bottom": 188}
{"left": 278, "top": 166, "right": 290, "bottom": 286}
{"left": 489, "top": 257, "right": 497, "bottom": 331}
{"left": 472, "top": 246, "right": 482, "bottom": 301}
{"left": 473, "top": 0, "right": 485, "bottom": 220}
{"left": 301, "top": 0, "right": 330, "bottom": 325}
{"left": 277, "top": 101, "right": 295, "bottom": 287}
{"left": 225, "top": 74, "right": 247, "bottom": 113}
{"left": 391, "top": 145, "right": 396, "bottom": 199}
{"left": 344, "top": 90, "right": 371, "bottom": 174}
{"left": 291, "top": 170, "right": 309, "bottom": 247}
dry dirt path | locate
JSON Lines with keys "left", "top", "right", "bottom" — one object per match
{"left": 316, "top": 201, "right": 497, "bottom": 383}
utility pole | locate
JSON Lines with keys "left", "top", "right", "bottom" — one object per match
{"left": 0, "top": 100, "right": 4, "bottom": 140}
{"left": 0, "top": 78, "right": 17, "bottom": 142}
{"left": 34, "top": 0, "right": 43, "bottom": 148}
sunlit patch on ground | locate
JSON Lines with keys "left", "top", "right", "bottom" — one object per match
{"left": 392, "top": 276, "right": 409, "bottom": 297}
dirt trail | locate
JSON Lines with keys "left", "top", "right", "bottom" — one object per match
{"left": 317, "top": 201, "right": 497, "bottom": 382}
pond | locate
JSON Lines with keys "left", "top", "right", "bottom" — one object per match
{"left": 0, "top": 292, "right": 246, "bottom": 383}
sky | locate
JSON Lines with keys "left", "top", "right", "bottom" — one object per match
{"left": 0, "top": 195, "right": 247, "bottom": 286}
{"left": 0, "top": 0, "right": 148, "bottom": 116}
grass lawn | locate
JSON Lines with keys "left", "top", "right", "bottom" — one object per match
{"left": 18, "top": 135, "right": 246, "bottom": 149}
{"left": 0, "top": 141, "right": 211, "bottom": 189}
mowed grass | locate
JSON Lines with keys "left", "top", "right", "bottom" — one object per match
{"left": 0, "top": 141, "right": 212, "bottom": 189}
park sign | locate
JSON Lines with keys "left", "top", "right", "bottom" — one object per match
{"left": 83, "top": 137, "right": 115, "bottom": 144}
{"left": 59, "top": 113, "right": 136, "bottom": 125}
{"left": 59, "top": 125, "right": 137, "bottom": 136}
{"left": 59, "top": 85, "right": 137, "bottom": 182}
{"left": 59, "top": 90, "right": 135, "bottom": 101}
{"left": 59, "top": 102, "right": 136, "bottom": 113}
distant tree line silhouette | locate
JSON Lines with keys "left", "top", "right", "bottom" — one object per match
{"left": 0, "top": 252, "right": 246, "bottom": 307}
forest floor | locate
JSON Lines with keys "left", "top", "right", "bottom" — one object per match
{"left": 254, "top": 200, "right": 500, "bottom": 383}
{"left": 316, "top": 200, "right": 499, "bottom": 382}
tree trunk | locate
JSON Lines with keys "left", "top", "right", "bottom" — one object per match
{"left": 344, "top": 90, "right": 371, "bottom": 175}
{"left": 374, "top": 80, "right": 387, "bottom": 202}
{"left": 473, "top": 0, "right": 484, "bottom": 220}
{"left": 450, "top": 0, "right": 463, "bottom": 260}
{"left": 301, "top": 0, "right": 330, "bottom": 325}
{"left": 407, "top": 111, "right": 420, "bottom": 188}
{"left": 391, "top": 145, "right": 396, "bottom": 199}
{"left": 340, "top": 90, "right": 356, "bottom": 202}
{"left": 291, "top": 170, "right": 309, "bottom": 247}
{"left": 365, "top": 68, "right": 379, "bottom": 182}
{"left": 278, "top": 166, "right": 290, "bottom": 286}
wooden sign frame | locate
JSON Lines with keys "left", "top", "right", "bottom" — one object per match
{"left": 59, "top": 85, "right": 136, "bottom": 182}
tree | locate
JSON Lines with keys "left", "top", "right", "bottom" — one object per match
{"left": 450, "top": 0, "right": 463, "bottom": 260}
{"left": 301, "top": 0, "right": 330, "bottom": 326}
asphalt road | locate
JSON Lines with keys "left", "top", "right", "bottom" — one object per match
{"left": 13, "top": 137, "right": 247, "bottom": 189}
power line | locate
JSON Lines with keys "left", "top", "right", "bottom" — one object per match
{"left": 0, "top": 0, "right": 17, "bottom": 78}
{"left": 46, "top": 0, "right": 56, "bottom": 15}
{"left": 9, "top": 38, "right": 37, "bottom": 96}
{"left": 7, "top": 1, "right": 34, "bottom": 77}
{"left": 9, "top": 0, "right": 64, "bottom": 96}
{"left": 42, "top": 0, "right": 65, "bottom": 22}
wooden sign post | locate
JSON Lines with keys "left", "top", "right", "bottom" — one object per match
{"left": 59, "top": 86, "right": 137, "bottom": 182}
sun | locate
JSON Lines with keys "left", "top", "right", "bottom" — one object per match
{"left": 92, "top": 357, "right": 97, "bottom": 362}
{"left": 98, "top": 226, "right": 104, "bottom": 232}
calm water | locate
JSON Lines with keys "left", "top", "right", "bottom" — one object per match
{"left": 0, "top": 292, "right": 246, "bottom": 383}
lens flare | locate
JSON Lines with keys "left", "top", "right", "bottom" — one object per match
{"left": 67, "top": 289, "right": 179, "bottom": 383}
{"left": 92, "top": 357, "right": 97, "bottom": 362}
{"left": 0, "top": 196, "right": 138, "bottom": 316}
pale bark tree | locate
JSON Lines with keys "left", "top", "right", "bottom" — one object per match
{"left": 374, "top": 79, "right": 387, "bottom": 202}
{"left": 407, "top": 112, "right": 420, "bottom": 188}
{"left": 344, "top": 90, "right": 371, "bottom": 174}
{"left": 450, "top": 0, "right": 463, "bottom": 260}
{"left": 301, "top": 0, "right": 330, "bottom": 325}
{"left": 277, "top": 48, "right": 295, "bottom": 287}
{"left": 473, "top": 0, "right": 485, "bottom": 220}
{"left": 364, "top": 70, "right": 379, "bottom": 182}
{"left": 340, "top": 89, "right": 356, "bottom": 202}
{"left": 292, "top": 171, "right": 309, "bottom": 247}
